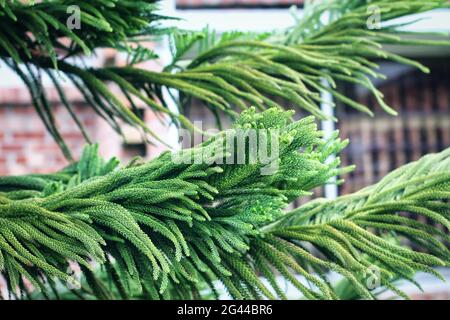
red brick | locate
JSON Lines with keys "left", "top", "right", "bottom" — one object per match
{"left": 15, "top": 154, "right": 29, "bottom": 164}
{"left": 1, "top": 144, "right": 23, "bottom": 152}
{"left": 9, "top": 105, "right": 35, "bottom": 115}
{"left": 13, "top": 132, "right": 45, "bottom": 139}
{"left": 0, "top": 89, "right": 157, "bottom": 175}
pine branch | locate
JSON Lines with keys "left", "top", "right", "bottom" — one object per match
{"left": 0, "top": 0, "right": 168, "bottom": 62}
{"left": 255, "top": 147, "right": 450, "bottom": 299}
{"left": 1, "top": 109, "right": 449, "bottom": 300}
{"left": 169, "top": 0, "right": 450, "bottom": 119}
{"left": 0, "top": 0, "right": 173, "bottom": 153}
{"left": 1, "top": 0, "right": 449, "bottom": 301}
{"left": 1, "top": 0, "right": 449, "bottom": 156}
{"left": 0, "top": 108, "right": 348, "bottom": 299}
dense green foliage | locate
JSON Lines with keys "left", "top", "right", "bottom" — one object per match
{"left": 1, "top": 109, "right": 449, "bottom": 300}
{"left": 0, "top": 108, "right": 346, "bottom": 299}
{"left": 1, "top": 0, "right": 449, "bottom": 156}
{"left": 0, "top": 0, "right": 449, "bottom": 300}
{"left": 0, "top": 0, "right": 173, "bottom": 159}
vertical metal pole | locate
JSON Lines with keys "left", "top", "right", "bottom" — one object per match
{"left": 321, "top": 79, "right": 338, "bottom": 200}
{"left": 156, "top": 0, "right": 181, "bottom": 151}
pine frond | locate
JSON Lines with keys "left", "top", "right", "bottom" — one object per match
{"left": 252, "top": 147, "right": 450, "bottom": 299}
{"left": 0, "top": 108, "right": 348, "bottom": 299}
{"left": 1, "top": 108, "right": 448, "bottom": 300}
{"left": 0, "top": 0, "right": 172, "bottom": 153}
{"left": 0, "top": 1, "right": 449, "bottom": 301}
{"left": 1, "top": 0, "right": 449, "bottom": 157}
{"left": 168, "top": 0, "right": 450, "bottom": 121}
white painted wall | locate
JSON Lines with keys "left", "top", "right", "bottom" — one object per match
{"left": 161, "top": 1, "right": 450, "bottom": 33}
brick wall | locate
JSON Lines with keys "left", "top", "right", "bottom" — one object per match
{"left": 0, "top": 86, "right": 169, "bottom": 176}
{"left": 0, "top": 43, "right": 171, "bottom": 176}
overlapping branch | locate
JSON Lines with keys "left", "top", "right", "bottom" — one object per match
{"left": 1, "top": 1, "right": 449, "bottom": 156}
